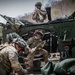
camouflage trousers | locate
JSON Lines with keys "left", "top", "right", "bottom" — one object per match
{"left": 25, "top": 49, "right": 48, "bottom": 70}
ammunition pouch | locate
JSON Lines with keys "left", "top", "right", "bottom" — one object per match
{"left": 41, "top": 61, "right": 55, "bottom": 75}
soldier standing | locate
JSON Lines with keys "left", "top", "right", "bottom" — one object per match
{"left": 0, "top": 38, "right": 28, "bottom": 75}
{"left": 25, "top": 31, "right": 48, "bottom": 70}
{"left": 32, "top": 2, "right": 46, "bottom": 23}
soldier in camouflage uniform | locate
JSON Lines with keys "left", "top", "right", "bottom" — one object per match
{"left": 0, "top": 38, "right": 28, "bottom": 75}
{"left": 25, "top": 31, "right": 48, "bottom": 70}
{"left": 32, "top": 2, "right": 46, "bottom": 23}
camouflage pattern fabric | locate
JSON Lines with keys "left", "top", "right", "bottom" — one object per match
{"left": 0, "top": 46, "right": 23, "bottom": 74}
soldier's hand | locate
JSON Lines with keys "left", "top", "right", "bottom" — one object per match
{"left": 42, "top": 40, "right": 46, "bottom": 47}
{"left": 27, "top": 46, "right": 31, "bottom": 51}
{"left": 30, "top": 47, "right": 36, "bottom": 53}
{"left": 35, "top": 8, "right": 40, "bottom": 13}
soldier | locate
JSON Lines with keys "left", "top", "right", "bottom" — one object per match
{"left": 25, "top": 31, "right": 48, "bottom": 70}
{"left": 60, "top": 46, "right": 69, "bottom": 61}
{"left": 32, "top": 2, "right": 46, "bottom": 23}
{"left": 0, "top": 38, "right": 28, "bottom": 75}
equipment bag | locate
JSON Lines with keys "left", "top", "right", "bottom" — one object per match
{"left": 54, "top": 58, "right": 75, "bottom": 75}
{"left": 41, "top": 61, "right": 55, "bottom": 75}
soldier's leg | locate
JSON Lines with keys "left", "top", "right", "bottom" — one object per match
{"left": 0, "top": 67, "right": 6, "bottom": 75}
{"left": 39, "top": 49, "right": 48, "bottom": 63}
{"left": 25, "top": 52, "right": 35, "bottom": 70}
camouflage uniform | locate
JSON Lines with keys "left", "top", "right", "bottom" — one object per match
{"left": 25, "top": 36, "right": 48, "bottom": 69}
{"left": 32, "top": 10, "right": 46, "bottom": 23}
{"left": 32, "top": 2, "right": 46, "bottom": 23}
{"left": 0, "top": 45, "right": 23, "bottom": 75}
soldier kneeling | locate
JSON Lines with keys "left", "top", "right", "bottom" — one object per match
{"left": 0, "top": 38, "right": 28, "bottom": 75}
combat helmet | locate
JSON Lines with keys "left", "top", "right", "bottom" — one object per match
{"left": 14, "top": 38, "right": 26, "bottom": 48}
{"left": 35, "top": 2, "right": 42, "bottom": 7}
{"left": 34, "top": 31, "right": 44, "bottom": 39}
{"left": 6, "top": 32, "right": 20, "bottom": 43}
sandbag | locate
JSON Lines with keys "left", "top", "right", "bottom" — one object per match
{"left": 68, "top": 65, "right": 75, "bottom": 75}
{"left": 54, "top": 58, "right": 75, "bottom": 75}
{"left": 41, "top": 61, "right": 55, "bottom": 75}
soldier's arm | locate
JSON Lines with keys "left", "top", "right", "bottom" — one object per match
{"left": 39, "top": 10, "right": 46, "bottom": 16}
{"left": 37, "top": 40, "right": 46, "bottom": 50}
{"left": 39, "top": 9, "right": 46, "bottom": 20}
{"left": 8, "top": 49, "right": 23, "bottom": 72}
{"left": 7, "top": 47, "right": 28, "bottom": 75}
{"left": 27, "top": 37, "right": 33, "bottom": 46}
{"left": 32, "top": 12, "right": 37, "bottom": 20}
{"left": 26, "top": 37, "right": 34, "bottom": 52}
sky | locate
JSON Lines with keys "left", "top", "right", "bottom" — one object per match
{"left": 0, "top": 0, "right": 61, "bottom": 23}
{"left": 0, "top": 0, "right": 45, "bottom": 23}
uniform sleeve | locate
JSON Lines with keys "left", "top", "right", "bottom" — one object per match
{"left": 41, "top": 10, "right": 46, "bottom": 20}
{"left": 8, "top": 48, "right": 23, "bottom": 72}
{"left": 37, "top": 40, "right": 44, "bottom": 49}
{"left": 27, "top": 37, "right": 33, "bottom": 45}
{"left": 32, "top": 13, "right": 36, "bottom": 20}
